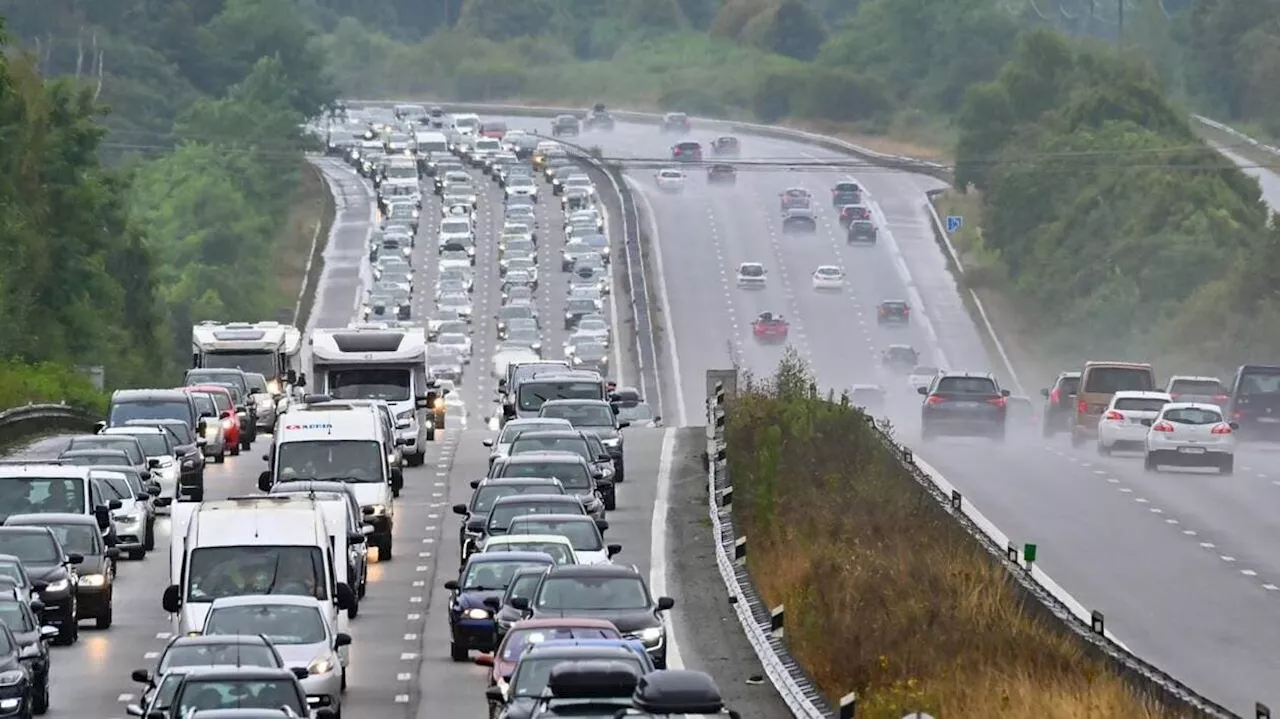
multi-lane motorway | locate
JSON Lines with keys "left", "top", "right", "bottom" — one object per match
{"left": 510, "top": 116, "right": 1280, "bottom": 713}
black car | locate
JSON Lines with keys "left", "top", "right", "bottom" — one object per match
{"left": 128, "top": 665, "right": 319, "bottom": 719}
{"left": 781, "top": 207, "right": 817, "bottom": 233}
{"left": 444, "top": 552, "right": 556, "bottom": 661}
{"left": 1227, "top": 364, "right": 1280, "bottom": 441}
{"left": 0, "top": 528, "right": 81, "bottom": 645}
{"left": 64, "top": 435, "right": 154, "bottom": 480}
{"left": 132, "top": 634, "right": 286, "bottom": 707}
{"left": 583, "top": 104, "right": 614, "bottom": 131}
{"left": 5, "top": 514, "right": 117, "bottom": 630}
{"left": 102, "top": 389, "right": 204, "bottom": 437}
{"left": 454, "top": 478, "right": 566, "bottom": 562}
{"left": 659, "top": 113, "right": 690, "bottom": 133}
{"left": 563, "top": 298, "right": 598, "bottom": 331}
{"left": 706, "top": 164, "right": 736, "bottom": 184}
{"left": 551, "top": 115, "right": 579, "bottom": 137}
{"left": 877, "top": 300, "right": 910, "bottom": 325}
{"left": 838, "top": 203, "right": 871, "bottom": 227}
{"left": 56, "top": 448, "right": 133, "bottom": 473}
{"left": 488, "top": 649, "right": 643, "bottom": 719}
{"left": 1039, "top": 371, "right": 1081, "bottom": 437}
{"left": 490, "top": 452, "right": 610, "bottom": 516}
{"left": 480, "top": 494, "right": 589, "bottom": 554}
{"left": 847, "top": 219, "right": 877, "bottom": 244}
{"left": 0, "top": 621, "right": 33, "bottom": 717}
{"left": 919, "top": 372, "right": 1010, "bottom": 441}
{"left": 509, "top": 429, "right": 616, "bottom": 489}
{"left": 510, "top": 564, "right": 675, "bottom": 668}
{"left": 881, "top": 345, "right": 919, "bottom": 373}
{"left": 122, "top": 419, "right": 205, "bottom": 502}
{"left": 832, "top": 180, "right": 862, "bottom": 208}
{"left": 490, "top": 567, "right": 548, "bottom": 644}
{"left": 537, "top": 399, "right": 629, "bottom": 482}
{"left": 0, "top": 588, "right": 54, "bottom": 714}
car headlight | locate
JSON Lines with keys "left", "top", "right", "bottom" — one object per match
{"left": 396, "top": 409, "right": 414, "bottom": 421}
{"left": 182, "top": 458, "right": 198, "bottom": 470}
{"left": 307, "top": 656, "right": 335, "bottom": 675}
{"left": 114, "top": 511, "right": 142, "bottom": 524}
{"left": 42, "top": 579, "right": 69, "bottom": 594}
{"left": 603, "top": 438, "right": 621, "bottom": 447}
{"left": 0, "top": 670, "right": 23, "bottom": 687}
{"left": 464, "top": 608, "right": 491, "bottom": 620}
{"left": 78, "top": 574, "right": 106, "bottom": 588}
{"left": 636, "top": 627, "right": 663, "bottom": 642}
{"left": 18, "top": 643, "right": 39, "bottom": 660}
{"left": 222, "top": 419, "right": 234, "bottom": 430}
{"left": 366, "top": 504, "right": 388, "bottom": 517}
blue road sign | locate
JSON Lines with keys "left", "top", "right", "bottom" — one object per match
{"left": 946, "top": 215, "right": 963, "bottom": 233}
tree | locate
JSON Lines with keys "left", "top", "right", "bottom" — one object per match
{"left": 456, "top": 0, "right": 558, "bottom": 40}
{"left": 743, "top": 0, "right": 827, "bottom": 61}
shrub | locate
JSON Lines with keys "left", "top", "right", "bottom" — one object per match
{"left": 0, "top": 360, "right": 107, "bottom": 415}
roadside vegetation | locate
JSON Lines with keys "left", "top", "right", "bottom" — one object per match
{"left": 0, "top": 0, "right": 336, "bottom": 407}
{"left": 0, "top": 361, "right": 107, "bottom": 415}
{"left": 725, "top": 353, "right": 1176, "bottom": 718}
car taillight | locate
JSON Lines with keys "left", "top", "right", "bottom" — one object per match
{"left": 987, "top": 397, "right": 1007, "bottom": 408}
{"left": 1103, "top": 410, "right": 1124, "bottom": 421}
{"left": 1077, "top": 400, "right": 1088, "bottom": 414}
{"left": 1169, "top": 393, "right": 1180, "bottom": 400}
{"left": 1211, "top": 423, "right": 1233, "bottom": 435}
{"left": 1213, "top": 394, "right": 1230, "bottom": 404}
{"left": 1152, "top": 421, "right": 1174, "bottom": 432}
{"left": 925, "top": 396, "right": 946, "bottom": 405}
{"left": 1049, "top": 388, "right": 1061, "bottom": 404}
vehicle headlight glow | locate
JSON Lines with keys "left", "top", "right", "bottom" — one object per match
{"left": 637, "top": 627, "right": 663, "bottom": 642}
{"left": 222, "top": 419, "right": 234, "bottom": 430}
{"left": 367, "top": 504, "right": 388, "bottom": 516}
{"left": 0, "top": 670, "right": 22, "bottom": 687}
{"left": 464, "top": 608, "right": 491, "bottom": 620}
{"left": 115, "top": 511, "right": 142, "bottom": 524}
{"left": 42, "top": 579, "right": 69, "bottom": 593}
{"left": 307, "top": 656, "right": 335, "bottom": 675}
{"left": 79, "top": 574, "right": 107, "bottom": 588}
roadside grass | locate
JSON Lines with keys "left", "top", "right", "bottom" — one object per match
{"left": 273, "top": 162, "right": 332, "bottom": 327}
{"left": 0, "top": 360, "right": 107, "bottom": 413}
{"left": 724, "top": 351, "right": 1175, "bottom": 718}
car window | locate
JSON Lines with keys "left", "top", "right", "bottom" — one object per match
{"left": 461, "top": 560, "right": 549, "bottom": 591}
{"left": 1169, "top": 379, "right": 1223, "bottom": 395}
{"left": 509, "top": 438, "right": 591, "bottom": 463}
{"left": 507, "top": 519, "right": 602, "bottom": 551}
{"left": 487, "top": 501, "right": 582, "bottom": 531}
{"left": 488, "top": 541, "right": 573, "bottom": 565}
{"left": 1057, "top": 376, "right": 1081, "bottom": 394}
{"left": 160, "top": 643, "right": 279, "bottom": 671}
{"left": 204, "top": 604, "right": 327, "bottom": 645}
{"left": 1237, "top": 371, "right": 1280, "bottom": 395}
{"left": 538, "top": 404, "right": 613, "bottom": 427}
{"left": 1162, "top": 407, "right": 1223, "bottom": 425}
{"left": 1114, "top": 398, "right": 1167, "bottom": 412}
{"left": 535, "top": 576, "right": 649, "bottom": 610}
{"left": 1084, "top": 368, "right": 1154, "bottom": 393}
{"left": 935, "top": 377, "right": 997, "bottom": 394}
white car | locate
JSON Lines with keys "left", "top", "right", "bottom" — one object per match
{"left": 437, "top": 291, "right": 473, "bottom": 319}
{"left": 1144, "top": 402, "right": 1237, "bottom": 474}
{"left": 492, "top": 345, "right": 541, "bottom": 378}
{"left": 736, "top": 262, "right": 766, "bottom": 289}
{"left": 654, "top": 168, "right": 685, "bottom": 192}
{"left": 481, "top": 534, "right": 579, "bottom": 565}
{"left": 435, "top": 333, "right": 472, "bottom": 362}
{"left": 567, "top": 209, "right": 604, "bottom": 232}
{"left": 1163, "top": 375, "right": 1228, "bottom": 406}
{"left": 907, "top": 366, "right": 941, "bottom": 392}
{"left": 1096, "top": 391, "right": 1171, "bottom": 455}
{"left": 812, "top": 265, "right": 845, "bottom": 290}
{"left": 573, "top": 316, "right": 611, "bottom": 347}
{"left": 439, "top": 251, "right": 471, "bottom": 272}
{"left": 505, "top": 176, "right": 538, "bottom": 199}
{"left": 438, "top": 218, "right": 474, "bottom": 247}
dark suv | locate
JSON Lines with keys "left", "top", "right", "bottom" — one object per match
{"left": 1039, "top": 371, "right": 1081, "bottom": 437}
{"left": 919, "top": 372, "right": 1010, "bottom": 441}
{"left": 877, "top": 300, "right": 910, "bottom": 325}
{"left": 1227, "top": 364, "right": 1280, "bottom": 441}
{"left": 551, "top": 115, "right": 580, "bottom": 137}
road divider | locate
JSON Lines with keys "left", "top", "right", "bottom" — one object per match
{"left": 0, "top": 403, "right": 98, "bottom": 449}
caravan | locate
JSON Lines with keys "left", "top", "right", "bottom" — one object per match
{"left": 191, "top": 321, "right": 302, "bottom": 398}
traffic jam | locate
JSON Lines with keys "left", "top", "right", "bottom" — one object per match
{"left": 0, "top": 103, "right": 734, "bottom": 719}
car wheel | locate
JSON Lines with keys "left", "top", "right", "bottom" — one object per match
{"left": 128, "top": 548, "right": 145, "bottom": 561}
{"left": 31, "top": 675, "right": 48, "bottom": 715}
{"left": 1220, "top": 456, "right": 1234, "bottom": 475}
{"left": 230, "top": 443, "right": 240, "bottom": 456}
{"left": 406, "top": 452, "right": 425, "bottom": 467}
{"left": 1096, "top": 442, "right": 1110, "bottom": 456}
{"left": 240, "top": 439, "right": 252, "bottom": 451}
{"left": 1143, "top": 453, "right": 1158, "bottom": 472}
{"left": 603, "top": 493, "right": 617, "bottom": 511}
{"left": 144, "top": 520, "right": 156, "bottom": 551}
{"left": 380, "top": 536, "right": 393, "bottom": 560}
{"left": 96, "top": 598, "right": 113, "bottom": 630}
{"left": 450, "top": 639, "right": 469, "bottom": 662}
{"left": 213, "top": 452, "right": 225, "bottom": 464}
{"left": 347, "top": 599, "right": 359, "bottom": 620}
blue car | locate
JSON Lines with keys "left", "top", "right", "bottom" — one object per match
{"left": 444, "top": 551, "right": 554, "bottom": 661}
{"left": 533, "top": 638, "right": 654, "bottom": 669}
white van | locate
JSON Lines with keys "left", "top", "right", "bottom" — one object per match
{"left": 163, "top": 496, "right": 356, "bottom": 643}
{"left": 414, "top": 131, "right": 449, "bottom": 154}
{"left": 259, "top": 405, "right": 401, "bottom": 559}
{"left": 452, "top": 113, "right": 481, "bottom": 136}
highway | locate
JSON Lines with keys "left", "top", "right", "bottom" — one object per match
{"left": 522, "top": 116, "right": 1280, "bottom": 713}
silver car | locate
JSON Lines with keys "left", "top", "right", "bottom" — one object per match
{"left": 188, "top": 392, "right": 228, "bottom": 460}
{"left": 201, "top": 596, "right": 349, "bottom": 714}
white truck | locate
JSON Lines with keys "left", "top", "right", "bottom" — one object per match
{"left": 191, "top": 321, "right": 303, "bottom": 399}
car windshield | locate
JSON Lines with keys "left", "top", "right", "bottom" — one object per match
{"left": 160, "top": 643, "right": 279, "bottom": 672}
{"left": 471, "top": 484, "right": 562, "bottom": 513}
{"left": 0, "top": 601, "right": 33, "bottom": 632}
{"left": 109, "top": 400, "right": 189, "bottom": 426}
{"left": 60, "top": 451, "right": 129, "bottom": 467}
{"left": 0, "top": 478, "right": 85, "bottom": 517}
{"left": 816, "top": 267, "right": 841, "bottom": 277}
{"left": 489, "top": 541, "right": 573, "bottom": 565}
{"left": 488, "top": 502, "right": 581, "bottom": 532}
{"left": 174, "top": 679, "right": 303, "bottom": 715}
{"left": 499, "top": 460, "right": 590, "bottom": 490}
{"left": 205, "top": 604, "right": 327, "bottom": 645}
{"left": 42, "top": 524, "right": 99, "bottom": 556}
{"left": 519, "top": 383, "right": 605, "bottom": 412}
{"left": 936, "top": 377, "right": 997, "bottom": 394}
{"left": 1169, "top": 379, "right": 1223, "bottom": 395}
{"left": 187, "top": 546, "right": 327, "bottom": 602}
{"left": 328, "top": 368, "right": 411, "bottom": 402}
{"left": 739, "top": 265, "right": 763, "bottom": 277}
{"left": 535, "top": 576, "right": 650, "bottom": 610}
{"left": 461, "top": 560, "right": 548, "bottom": 591}
{"left": 501, "top": 626, "right": 620, "bottom": 663}
{"left": 498, "top": 422, "right": 567, "bottom": 443}
{"left": 510, "top": 437, "right": 591, "bottom": 463}
{"left": 277, "top": 440, "right": 384, "bottom": 483}
{"left": 508, "top": 519, "right": 602, "bottom": 552}
{"left": 1163, "top": 408, "right": 1224, "bottom": 425}
{"left": 1084, "top": 368, "right": 1154, "bottom": 393}
{"left": 614, "top": 403, "right": 653, "bottom": 422}
{"left": 0, "top": 533, "right": 58, "bottom": 564}
{"left": 539, "top": 403, "right": 613, "bottom": 427}
{"left": 1114, "top": 398, "right": 1168, "bottom": 412}
{"left": 99, "top": 475, "right": 135, "bottom": 500}
{"left": 442, "top": 220, "right": 471, "bottom": 234}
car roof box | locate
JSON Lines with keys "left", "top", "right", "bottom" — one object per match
{"left": 631, "top": 669, "right": 726, "bottom": 714}
{"left": 546, "top": 660, "right": 640, "bottom": 698}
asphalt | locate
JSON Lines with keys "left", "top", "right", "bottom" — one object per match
{"left": 542, "top": 118, "right": 1280, "bottom": 713}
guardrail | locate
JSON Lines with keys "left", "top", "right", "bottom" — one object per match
{"left": 1193, "top": 116, "right": 1280, "bottom": 158}
{"left": 704, "top": 370, "right": 1249, "bottom": 719}
{"left": 0, "top": 403, "right": 98, "bottom": 449}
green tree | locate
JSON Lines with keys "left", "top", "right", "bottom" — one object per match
{"left": 456, "top": 0, "right": 558, "bottom": 40}
{"left": 743, "top": 0, "right": 826, "bottom": 61}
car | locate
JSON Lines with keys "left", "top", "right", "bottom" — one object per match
{"left": 568, "top": 341, "right": 609, "bottom": 375}
{"left": 1144, "top": 402, "right": 1238, "bottom": 474}
{"left": 907, "top": 366, "right": 941, "bottom": 392}
{"left": 0, "top": 529, "right": 80, "bottom": 646}
{"left": 478, "top": 617, "right": 622, "bottom": 697}
{"left": 881, "top": 345, "right": 919, "bottom": 373}
{"left": 0, "top": 588, "right": 54, "bottom": 714}
{"left": 706, "top": 164, "right": 736, "bottom": 184}
{"left": 654, "top": 168, "right": 685, "bottom": 192}
{"left": 1226, "top": 364, "right": 1280, "bottom": 441}
{"left": 1096, "top": 391, "right": 1172, "bottom": 454}
{"left": 121, "top": 419, "right": 205, "bottom": 502}
{"left": 100, "top": 426, "right": 182, "bottom": 505}
{"left": 736, "top": 262, "right": 766, "bottom": 289}
{"left": 507, "top": 564, "right": 674, "bottom": 668}
{"left": 435, "top": 333, "right": 473, "bottom": 362}
{"left": 919, "top": 372, "right": 1010, "bottom": 441}
{"left": 444, "top": 552, "right": 557, "bottom": 661}
{"left": 709, "top": 136, "right": 740, "bottom": 156}
{"left": 811, "top": 265, "right": 844, "bottom": 290}
{"left": 571, "top": 316, "right": 611, "bottom": 348}
{"left": 482, "top": 534, "right": 578, "bottom": 566}
{"left": 513, "top": 429, "right": 616, "bottom": 487}
{"left": 838, "top": 203, "right": 872, "bottom": 226}
{"left": 781, "top": 207, "right": 817, "bottom": 232}
{"left": 201, "top": 596, "right": 350, "bottom": 714}
{"left": 489, "top": 452, "right": 610, "bottom": 516}
{"left": 535, "top": 399, "right": 627, "bottom": 481}
{"left": 1071, "top": 362, "right": 1156, "bottom": 448}
{"left": 480, "top": 635, "right": 645, "bottom": 719}
{"left": 751, "top": 312, "right": 788, "bottom": 343}
{"left": 126, "top": 665, "right": 319, "bottom": 719}
{"left": 6, "top": 513, "right": 118, "bottom": 629}
{"left": 478, "top": 494, "right": 590, "bottom": 556}
{"left": 612, "top": 399, "right": 660, "bottom": 429}
{"left": 0, "top": 621, "right": 34, "bottom": 717}
{"left": 848, "top": 385, "right": 886, "bottom": 415}
{"left": 94, "top": 467, "right": 165, "bottom": 559}
{"left": 659, "top": 112, "right": 690, "bottom": 133}
{"left": 453, "top": 478, "right": 568, "bottom": 561}
{"left": 670, "top": 142, "right": 702, "bottom": 162}
{"left": 481, "top": 420, "right": 576, "bottom": 468}
{"left": 505, "top": 175, "right": 539, "bottom": 200}
{"left": 847, "top": 219, "right": 877, "bottom": 244}
{"left": 63, "top": 434, "right": 152, "bottom": 479}
{"left": 876, "top": 299, "right": 910, "bottom": 325}
{"left": 131, "top": 634, "right": 286, "bottom": 707}
{"left": 779, "top": 188, "right": 811, "bottom": 211}
{"left": 832, "top": 179, "right": 862, "bottom": 207}
{"left": 550, "top": 115, "right": 579, "bottom": 137}
{"left": 1164, "top": 375, "right": 1229, "bottom": 406}
{"left": 506, "top": 514, "right": 621, "bottom": 565}
{"left": 583, "top": 103, "right": 614, "bottom": 131}
{"left": 1039, "top": 371, "right": 1081, "bottom": 438}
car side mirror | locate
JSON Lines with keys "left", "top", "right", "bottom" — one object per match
{"left": 396, "top": 419, "right": 411, "bottom": 430}
{"left": 475, "top": 654, "right": 495, "bottom": 667}
{"left": 510, "top": 597, "right": 530, "bottom": 611}
{"left": 105, "top": 547, "right": 121, "bottom": 559}
{"left": 258, "top": 471, "right": 272, "bottom": 492}
{"left": 335, "top": 583, "right": 356, "bottom": 611}
{"left": 617, "top": 421, "right": 630, "bottom": 429}
{"left": 415, "top": 395, "right": 430, "bottom": 409}
{"left": 29, "top": 599, "right": 44, "bottom": 613}
{"left": 154, "top": 497, "right": 173, "bottom": 508}
{"left": 262, "top": 454, "right": 270, "bottom": 461}
{"left": 653, "top": 416, "right": 662, "bottom": 423}
{"left": 482, "top": 597, "right": 501, "bottom": 610}
{"left": 1040, "top": 388, "right": 1050, "bottom": 398}
{"left": 39, "top": 625, "right": 56, "bottom": 640}
{"left": 131, "top": 668, "right": 154, "bottom": 685}
{"left": 469, "top": 479, "right": 481, "bottom": 489}
{"left": 482, "top": 438, "right": 494, "bottom": 447}
{"left": 109, "top": 499, "right": 123, "bottom": 510}
{"left": 591, "top": 470, "right": 604, "bottom": 480}
{"left": 452, "top": 504, "right": 469, "bottom": 516}
{"left": 917, "top": 386, "right": 928, "bottom": 395}
{"left": 162, "top": 584, "right": 181, "bottom": 613}
{"left": 1230, "top": 422, "right": 1240, "bottom": 430}
{"left": 334, "top": 632, "right": 352, "bottom": 648}
{"left": 657, "top": 596, "right": 675, "bottom": 611}
{"left": 594, "top": 518, "right": 609, "bottom": 532}
{"left": 94, "top": 420, "right": 107, "bottom": 433}
{"left": 291, "top": 667, "right": 311, "bottom": 681}
{"left": 148, "top": 458, "right": 161, "bottom": 468}
{"left": 607, "top": 543, "right": 621, "bottom": 557}
{"left": 1001, "top": 389, "right": 1011, "bottom": 397}
{"left": 497, "top": 379, "right": 507, "bottom": 389}
{"left": 484, "top": 684, "right": 503, "bottom": 700}
{"left": 361, "top": 525, "right": 374, "bottom": 536}
{"left": 444, "top": 580, "right": 460, "bottom": 591}
{"left": 220, "top": 410, "right": 233, "bottom": 420}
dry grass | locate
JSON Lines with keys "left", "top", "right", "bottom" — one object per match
{"left": 272, "top": 164, "right": 332, "bottom": 325}
{"left": 724, "top": 354, "right": 1181, "bottom": 719}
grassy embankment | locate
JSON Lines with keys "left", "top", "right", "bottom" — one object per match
{"left": 725, "top": 354, "right": 1178, "bottom": 718}
{"left": 0, "top": 361, "right": 108, "bottom": 414}
{"left": 275, "top": 163, "right": 335, "bottom": 328}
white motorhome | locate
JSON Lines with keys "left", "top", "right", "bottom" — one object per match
{"left": 163, "top": 495, "right": 356, "bottom": 639}
{"left": 259, "top": 404, "right": 402, "bottom": 559}
{"left": 191, "top": 321, "right": 302, "bottom": 397}
{"left": 309, "top": 324, "right": 440, "bottom": 465}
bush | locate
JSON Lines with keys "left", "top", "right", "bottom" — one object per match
{"left": 0, "top": 360, "right": 107, "bottom": 414}
{"left": 724, "top": 351, "right": 1176, "bottom": 718}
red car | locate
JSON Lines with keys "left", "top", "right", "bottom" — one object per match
{"left": 839, "top": 204, "right": 872, "bottom": 226}
{"left": 481, "top": 121, "right": 507, "bottom": 139}
{"left": 476, "top": 618, "right": 621, "bottom": 692}
{"left": 752, "top": 312, "right": 789, "bottom": 343}
{"left": 183, "top": 384, "right": 241, "bottom": 455}
{"left": 671, "top": 141, "right": 702, "bottom": 161}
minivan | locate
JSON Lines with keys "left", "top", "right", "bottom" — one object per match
{"left": 1071, "top": 361, "right": 1156, "bottom": 446}
{"left": 1228, "top": 364, "right": 1280, "bottom": 441}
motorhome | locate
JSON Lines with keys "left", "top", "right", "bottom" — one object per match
{"left": 163, "top": 496, "right": 356, "bottom": 638}
{"left": 259, "top": 404, "right": 402, "bottom": 559}
{"left": 191, "top": 321, "right": 302, "bottom": 397}
{"left": 309, "top": 324, "right": 440, "bottom": 466}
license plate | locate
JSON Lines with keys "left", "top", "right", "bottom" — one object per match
{"left": 1259, "top": 417, "right": 1280, "bottom": 423}
{"left": 1178, "top": 446, "right": 1205, "bottom": 454}
{"left": 954, "top": 402, "right": 979, "bottom": 408}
